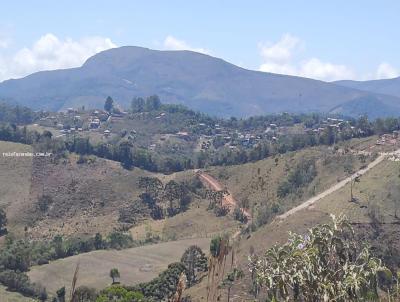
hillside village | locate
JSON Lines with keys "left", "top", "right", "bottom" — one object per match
{"left": 33, "top": 102, "right": 391, "bottom": 157}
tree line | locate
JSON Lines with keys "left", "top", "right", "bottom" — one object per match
{"left": 3, "top": 101, "right": 400, "bottom": 174}
{"left": 0, "top": 230, "right": 134, "bottom": 300}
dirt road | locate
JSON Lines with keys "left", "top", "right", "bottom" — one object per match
{"left": 278, "top": 150, "right": 398, "bottom": 220}
{"left": 198, "top": 172, "right": 251, "bottom": 220}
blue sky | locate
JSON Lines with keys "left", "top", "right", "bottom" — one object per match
{"left": 0, "top": 0, "right": 399, "bottom": 82}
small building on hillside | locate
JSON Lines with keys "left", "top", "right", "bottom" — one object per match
{"left": 90, "top": 118, "right": 100, "bottom": 129}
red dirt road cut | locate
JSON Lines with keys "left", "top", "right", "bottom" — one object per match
{"left": 197, "top": 172, "right": 251, "bottom": 221}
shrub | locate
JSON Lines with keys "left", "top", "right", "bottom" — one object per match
{"left": 0, "top": 270, "right": 46, "bottom": 298}
{"left": 107, "top": 232, "right": 133, "bottom": 250}
{"left": 233, "top": 207, "right": 248, "bottom": 224}
{"left": 37, "top": 194, "right": 54, "bottom": 212}
{"left": 249, "top": 215, "right": 392, "bottom": 301}
{"left": 277, "top": 158, "right": 317, "bottom": 197}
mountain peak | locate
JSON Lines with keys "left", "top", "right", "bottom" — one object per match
{"left": 1, "top": 46, "right": 400, "bottom": 118}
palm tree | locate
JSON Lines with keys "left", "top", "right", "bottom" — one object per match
{"left": 110, "top": 268, "right": 120, "bottom": 284}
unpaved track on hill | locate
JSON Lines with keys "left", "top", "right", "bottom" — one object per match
{"left": 278, "top": 150, "right": 399, "bottom": 220}
{"left": 198, "top": 172, "right": 252, "bottom": 239}
{"left": 198, "top": 172, "right": 251, "bottom": 219}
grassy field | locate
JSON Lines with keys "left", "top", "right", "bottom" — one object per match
{"left": 15, "top": 151, "right": 154, "bottom": 240}
{"left": 206, "top": 145, "right": 371, "bottom": 218}
{"left": 0, "top": 139, "right": 237, "bottom": 242}
{"left": 0, "top": 141, "right": 33, "bottom": 236}
{"left": 2, "top": 137, "right": 395, "bottom": 301}
{"left": 130, "top": 200, "right": 239, "bottom": 241}
{"left": 28, "top": 238, "right": 211, "bottom": 296}
{"left": 0, "top": 285, "right": 37, "bottom": 302}
{"left": 247, "top": 157, "right": 400, "bottom": 251}
{"left": 315, "top": 158, "right": 400, "bottom": 223}
{"left": 187, "top": 153, "right": 400, "bottom": 301}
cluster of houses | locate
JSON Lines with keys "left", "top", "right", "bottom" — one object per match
{"left": 38, "top": 107, "right": 118, "bottom": 138}
{"left": 376, "top": 131, "right": 400, "bottom": 146}
{"left": 195, "top": 123, "right": 281, "bottom": 151}
{"left": 305, "top": 117, "right": 349, "bottom": 134}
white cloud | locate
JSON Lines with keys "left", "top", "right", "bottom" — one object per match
{"left": 0, "top": 33, "right": 116, "bottom": 82}
{"left": 163, "top": 35, "right": 209, "bottom": 54}
{"left": 375, "top": 62, "right": 399, "bottom": 79}
{"left": 258, "top": 34, "right": 400, "bottom": 81}
{"left": 299, "top": 58, "right": 355, "bottom": 81}
{"left": 259, "top": 34, "right": 355, "bottom": 81}
{"left": 259, "top": 33, "right": 301, "bottom": 63}
{"left": 259, "top": 62, "right": 297, "bottom": 76}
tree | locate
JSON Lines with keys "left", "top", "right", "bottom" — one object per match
{"left": 164, "top": 180, "right": 184, "bottom": 216}
{"left": 53, "top": 235, "right": 65, "bottom": 259}
{"left": 37, "top": 194, "right": 53, "bottom": 213}
{"left": 56, "top": 286, "right": 66, "bottom": 302}
{"left": 42, "top": 130, "right": 53, "bottom": 139}
{"left": 38, "top": 286, "right": 48, "bottom": 302}
{"left": 220, "top": 268, "right": 244, "bottom": 302}
{"left": 131, "top": 97, "right": 145, "bottom": 113}
{"left": 144, "top": 95, "right": 161, "bottom": 111}
{"left": 107, "top": 232, "right": 133, "bottom": 249}
{"left": 110, "top": 268, "right": 120, "bottom": 284}
{"left": 138, "top": 177, "right": 163, "bottom": 207}
{"left": 180, "top": 246, "right": 208, "bottom": 287}
{"left": 94, "top": 233, "right": 103, "bottom": 250}
{"left": 356, "top": 115, "right": 372, "bottom": 136}
{"left": 118, "top": 141, "right": 134, "bottom": 169}
{"left": 132, "top": 262, "right": 186, "bottom": 300}
{"left": 73, "top": 286, "right": 97, "bottom": 301}
{"left": 249, "top": 215, "right": 391, "bottom": 301}
{"left": 104, "top": 96, "right": 114, "bottom": 112}
{"left": 0, "top": 208, "right": 7, "bottom": 235}
{"left": 233, "top": 207, "right": 248, "bottom": 224}
{"left": 97, "top": 285, "right": 145, "bottom": 302}
{"left": 350, "top": 175, "right": 360, "bottom": 202}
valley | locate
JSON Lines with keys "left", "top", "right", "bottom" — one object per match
{"left": 1, "top": 101, "right": 400, "bottom": 301}
{"left": 28, "top": 238, "right": 211, "bottom": 296}
{"left": 1, "top": 3, "right": 400, "bottom": 301}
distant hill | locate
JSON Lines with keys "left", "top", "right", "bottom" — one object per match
{"left": 335, "top": 77, "right": 400, "bottom": 99}
{"left": 1, "top": 46, "right": 400, "bottom": 118}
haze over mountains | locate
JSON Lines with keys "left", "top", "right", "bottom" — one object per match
{"left": 0, "top": 46, "right": 399, "bottom": 118}
{"left": 335, "top": 77, "right": 400, "bottom": 99}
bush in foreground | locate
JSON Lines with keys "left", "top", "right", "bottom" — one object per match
{"left": 249, "top": 215, "right": 392, "bottom": 301}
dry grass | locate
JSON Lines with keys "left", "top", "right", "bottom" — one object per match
{"left": 28, "top": 238, "right": 211, "bottom": 296}
{"left": 22, "top": 154, "right": 154, "bottom": 240}
{"left": 206, "top": 145, "right": 371, "bottom": 215}
{"left": 315, "top": 159, "right": 400, "bottom": 223}
{"left": 0, "top": 141, "right": 33, "bottom": 235}
{"left": 0, "top": 285, "right": 37, "bottom": 302}
{"left": 130, "top": 201, "right": 240, "bottom": 241}
{"left": 187, "top": 146, "right": 399, "bottom": 301}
